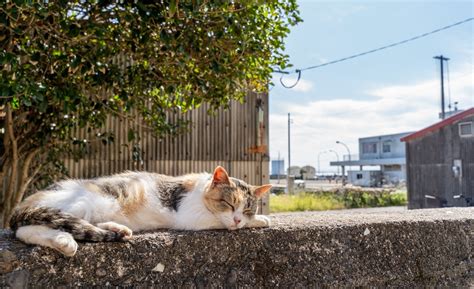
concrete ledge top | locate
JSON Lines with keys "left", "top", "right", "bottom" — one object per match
{"left": 270, "top": 206, "right": 474, "bottom": 229}
{"left": 1, "top": 207, "right": 473, "bottom": 288}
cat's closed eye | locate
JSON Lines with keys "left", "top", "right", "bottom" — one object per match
{"left": 220, "top": 199, "right": 235, "bottom": 211}
{"left": 243, "top": 208, "right": 253, "bottom": 215}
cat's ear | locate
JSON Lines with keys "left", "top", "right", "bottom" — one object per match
{"left": 253, "top": 184, "right": 272, "bottom": 199}
{"left": 211, "top": 166, "right": 230, "bottom": 186}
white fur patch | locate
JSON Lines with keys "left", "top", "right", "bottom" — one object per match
{"left": 173, "top": 174, "right": 224, "bottom": 230}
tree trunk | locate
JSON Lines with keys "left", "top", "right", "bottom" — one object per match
{"left": 2, "top": 104, "right": 19, "bottom": 228}
{"left": 1, "top": 156, "right": 44, "bottom": 228}
{"left": 0, "top": 105, "right": 44, "bottom": 228}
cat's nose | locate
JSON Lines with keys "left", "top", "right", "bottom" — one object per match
{"left": 233, "top": 217, "right": 241, "bottom": 225}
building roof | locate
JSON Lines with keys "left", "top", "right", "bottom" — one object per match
{"left": 401, "top": 107, "right": 474, "bottom": 142}
{"left": 330, "top": 157, "right": 406, "bottom": 167}
{"left": 359, "top": 131, "right": 414, "bottom": 141}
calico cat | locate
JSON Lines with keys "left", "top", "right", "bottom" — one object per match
{"left": 9, "top": 166, "right": 272, "bottom": 256}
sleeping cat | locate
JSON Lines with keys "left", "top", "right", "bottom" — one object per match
{"left": 10, "top": 166, "right": 272, "bottom": 256}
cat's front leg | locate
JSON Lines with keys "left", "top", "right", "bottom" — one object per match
{"left": 246, "top": 215, "right": 271, "bottom": 228}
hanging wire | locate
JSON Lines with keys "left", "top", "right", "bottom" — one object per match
{"left": 273, "top": 17, "right": 474, "bottom": 89}
{"left": 279, "top": 69, "right": 301, "bottom": 88}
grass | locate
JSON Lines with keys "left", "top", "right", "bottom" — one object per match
{"left": 270, "top": 193, "right": 345, "bottom": 213}
{"left": 270, "top": 190, "right": 407, "bottom": 213}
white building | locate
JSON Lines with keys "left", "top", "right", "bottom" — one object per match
{"left": 330, "top": 132, "right": 413, "bottom": 187}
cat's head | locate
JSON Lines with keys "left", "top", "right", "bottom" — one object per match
{"left": 203, "top": 166, "right": 272, "bottom": 230}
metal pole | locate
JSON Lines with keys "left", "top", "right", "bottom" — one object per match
{"left": 440, "top": 56, "right": 445, "bottom": 119}
{"left": 287, "top": 113, "right": 291, "bottom": 175}
{"left": 341, "top": 166, "right": 346, "bottom": 186}
{"left": 287, "top": 113, "right": 292, "bottom": 194}
{"left": 336, "top": 141, "right": 351, "bottom": 161}
{"left": 336, "top": 141, "right": 351, "bottom": 185}
{"left": 434, "top": 55, "right": 449, "bottom": 119}
{"left": 277, "top": 151, "right": 281, "bottom": 184}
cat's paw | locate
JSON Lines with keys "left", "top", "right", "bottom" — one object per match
{"left": 248, "top": 215, "right": 271, "bottom": 228}
{"left": 97, "top": 222, "right": 133, "bottom": 240}
{"left": 115, "top": 227, "right": 133, "bottom": 241}
{"left": 52, "top": 233, "right": 78, "bottom": 257}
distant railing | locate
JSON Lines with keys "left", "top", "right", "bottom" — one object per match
{"left": 343, "top": 154, "right": 359, "bottom": 161}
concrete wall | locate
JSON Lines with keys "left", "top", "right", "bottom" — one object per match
{"left": 1, "top": 207, "right": 472, "bottom": 288}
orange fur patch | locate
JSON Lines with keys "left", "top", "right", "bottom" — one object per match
{"left": 181, "top": 174, "right": 202, "bottom": 192}
{"left": 118, "top": 181, "right": 146, "bottom": 216}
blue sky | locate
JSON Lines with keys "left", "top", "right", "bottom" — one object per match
{"left": 269, "top": 0, "right": 474, "bottom": 172}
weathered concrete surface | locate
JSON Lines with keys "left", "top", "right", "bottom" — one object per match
{"left": 0, "top": 207, "right": 472, "bottom": 288}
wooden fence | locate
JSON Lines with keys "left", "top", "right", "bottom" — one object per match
{"left": 64, "top": 92, "right": 270, "bottom": 213}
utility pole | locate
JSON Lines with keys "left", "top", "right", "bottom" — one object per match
{"left": 287, "top": 113, "right": 291, "bottom": 175}
{"left": 286, "top": 113, "right": 295, "bottom": 194}
{"left": 277, "top": 151, "right": 281, "bottom": 184}
{"left": 433, "top": 55, "right": 449, "bottom": 119}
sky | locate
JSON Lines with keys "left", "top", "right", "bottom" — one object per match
{"left": 269, "top": 0, "right": 474, "bottom": 173}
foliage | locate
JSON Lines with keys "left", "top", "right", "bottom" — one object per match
{"left": 0, "top": 1, "right": 301, "bottom": 226}
{"left": 270, "top": 190, "right": 407, "bottom": 213}
{"left": 334, "top": 189, "right": 408, "bottom": 208}
{"left": 270, "top": 193, "right": 345, "bottom": 213}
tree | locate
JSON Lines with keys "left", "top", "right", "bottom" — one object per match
{"left": 0, "top": 1, "right": 301, "bottom": 226}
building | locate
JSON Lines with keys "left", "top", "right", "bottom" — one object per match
{"left": 271, "top": 159, "right": 285, "bottom": 177}
{"left": 300, "top": 165, "right": 316, "bottom": 180}
{"left": 330, "top": 132, "right": 413, "bottom": 187}
{"left": 287, "top": 166, "right": 302, "bottom": 178}
{"left": 349, "top": 170, "right": 382, "bottom": 187}
{"left": 402, "top": 107, "right": 474, "bottom": 209}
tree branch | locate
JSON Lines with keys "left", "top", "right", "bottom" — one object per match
{"left": 11, "top": 148, "right": 41, "bottom": 210}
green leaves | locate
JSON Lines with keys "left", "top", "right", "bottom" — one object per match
{"left": 11, "top": 97, "right": 20, "bottom": 109}
{"left": 2, "top": 0, "right": 300, "bottom": 171}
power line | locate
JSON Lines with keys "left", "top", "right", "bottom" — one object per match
{"left": 271, "top": 70, "right": 472, "bottom": 118}
{"left": 276, "top": 17, "right": 474, "bottom": 89}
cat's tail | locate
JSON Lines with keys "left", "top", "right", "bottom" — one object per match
{"left": 9, "top": 206, "right": 125, "bottom": 242}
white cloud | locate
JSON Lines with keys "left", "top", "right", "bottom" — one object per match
{"left": 270, "top": 65, "right": 474, "bottom": 173}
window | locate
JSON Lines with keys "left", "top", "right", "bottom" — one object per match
{"left": 382, "top": 142, "right": 391, "bottom": 153}
{"left": 362, "top": 142, "right": 377, "bottom": 154}
{"left": 459, "top": 122, "right": 473, "bottom": 137}
{"left": 356, "top": 173, "right": 363, "bottom": 179}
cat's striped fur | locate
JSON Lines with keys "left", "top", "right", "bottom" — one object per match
{"left": 10, "top": 207, "right": 123, "bottom": 242}
{"left": 10, "top": 166, "right": 272, "bottom": 256}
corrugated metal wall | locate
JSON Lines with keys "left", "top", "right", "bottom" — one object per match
{"left": 64, "top": 92, "right": 270, "bottom": 213}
